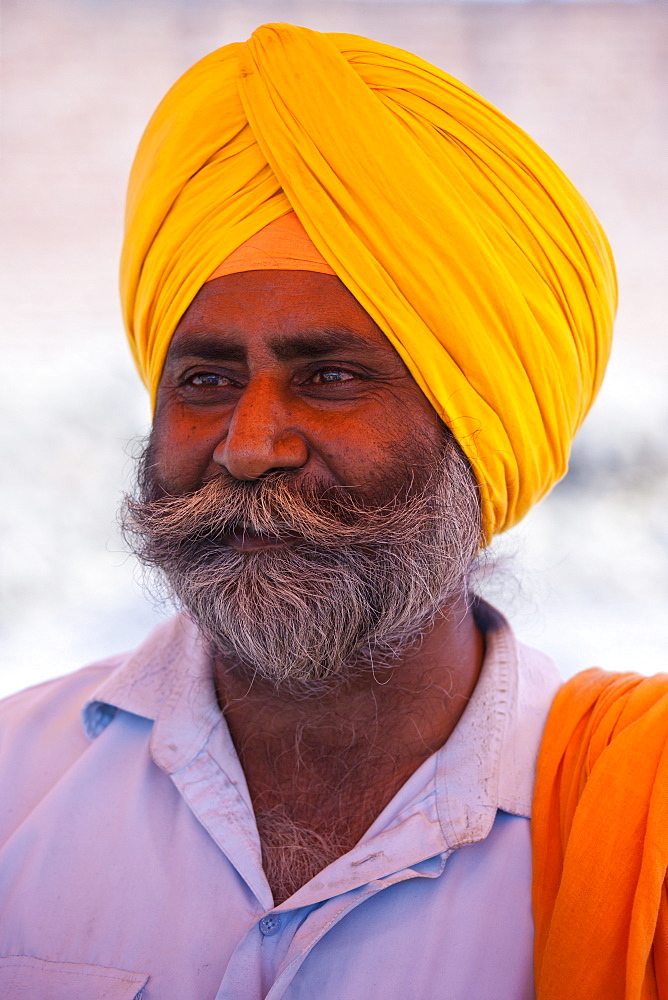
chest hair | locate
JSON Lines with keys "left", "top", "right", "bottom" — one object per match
{"left": 248, "top": 741, "right": 416, "bottom": 904}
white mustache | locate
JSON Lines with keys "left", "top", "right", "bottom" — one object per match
{"left": 130, "top": 470, "right": 449, "bottom": 551}
{"left": 121, "top": 435, "right": 482, "bottom": 691}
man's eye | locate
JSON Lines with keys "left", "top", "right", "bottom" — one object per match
{"left": 188, "top": 373, "right": 232, "bottom": 387}
{"left": 310, "top": 368, "right": 355, "bottom": 384}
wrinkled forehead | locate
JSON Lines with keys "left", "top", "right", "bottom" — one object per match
{"left": 163, "top": 267, "right": 411, "bottom": 375}
{"left": 166, "top": 212, "right": 402, "bottom": 360}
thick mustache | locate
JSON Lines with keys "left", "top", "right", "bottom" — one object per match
{"left": 128, "top": 470, "right": 444, "bottom": 549}
{"left": 121, "top": 440, "right": 482, "bottom": 689}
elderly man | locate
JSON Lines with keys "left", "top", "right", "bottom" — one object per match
{"left": 1, "top": 23, "right": 665, "bottom": 1000}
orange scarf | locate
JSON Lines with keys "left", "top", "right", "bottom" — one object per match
{"left": 533, "top": 669, "right": 668, "bottom": 998}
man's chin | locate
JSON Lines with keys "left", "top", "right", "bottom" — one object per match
{"left": 182, "top": 584, "right": 431, "bottom": 696}
{"left": 203, "top": 625, "right": 370, "bottom": 694}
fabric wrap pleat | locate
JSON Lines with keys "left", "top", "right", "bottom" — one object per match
{"left": 532, "top": 669, "right": 668, "bottom": 999}
{"left": 120, "top": 22, "right": 617, "bottom": 538}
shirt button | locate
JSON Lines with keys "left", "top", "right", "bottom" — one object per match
{"left": 259, "top": 914, "right": 282, "bottom": 937}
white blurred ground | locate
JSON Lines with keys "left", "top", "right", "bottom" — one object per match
{"left": 1, "top": 0, "right": 666, "bottom": 698}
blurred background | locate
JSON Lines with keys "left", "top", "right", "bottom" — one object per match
{"left": 1, "top": 0, "right": 666, "bottom": 698}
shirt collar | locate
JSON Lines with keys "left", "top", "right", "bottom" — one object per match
{"left": 351, "top": 602, "right": 560, "bottom": 869}
{"left": 83, "top": 614, "right": 222, "bottom": 771}
{"left": 430, "top": 604, "right": 557, "bottom": 851}
{"left": 83, "top": 603, "right": 560, "bottom": 830}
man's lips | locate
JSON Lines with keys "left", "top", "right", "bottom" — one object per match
{"left": 223, "top": 527, "right": 302, "bottom": 552}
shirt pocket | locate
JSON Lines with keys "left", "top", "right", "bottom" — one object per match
{"left": 0, "top": 955, "right": 149, "bottom": 999}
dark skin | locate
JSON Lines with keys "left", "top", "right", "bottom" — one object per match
{"left": 153, "top": 270, "right": 484, "bottom": 900}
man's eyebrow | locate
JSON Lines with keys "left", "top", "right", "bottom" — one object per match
{"left": 167, "top": 337, "right": 247, "bottom": 365}
{"left": 167, "top": 326, "right": 389, "bottom": 365}
{"left": 269, "top": 327, "right": 380, "bottom": 361}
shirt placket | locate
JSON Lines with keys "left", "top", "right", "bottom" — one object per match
{"left": 214, "top": 851, "right": 448, "bottom": 1000}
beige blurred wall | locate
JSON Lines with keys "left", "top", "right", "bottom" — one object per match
{"left": 1, "top": 0, "right": 667, "bottom": 696}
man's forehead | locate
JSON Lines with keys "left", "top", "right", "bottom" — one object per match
{"left": 165, "top": 270, "right": 404, "bottom": 366}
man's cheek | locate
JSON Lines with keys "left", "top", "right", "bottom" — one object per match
{"left": 148, "top": 426, "right": 218, "bottom": 497}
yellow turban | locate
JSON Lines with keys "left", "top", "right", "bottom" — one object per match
{"left": 120, "top": 23, "right": 616, "bottom": 540}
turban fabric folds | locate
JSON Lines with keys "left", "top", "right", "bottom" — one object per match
{"left": 120, "top": 23, "right": 616, "bottom": 539}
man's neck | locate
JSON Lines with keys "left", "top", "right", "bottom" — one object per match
{"left": 214, "top": 592, "right": 484, "bottom": 902}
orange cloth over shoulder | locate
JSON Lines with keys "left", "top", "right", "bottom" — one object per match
{"left": 533, "top": 669, "right": 668, "bottom": 999}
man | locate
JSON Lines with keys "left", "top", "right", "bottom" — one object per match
{"left": 0, "top": 22, "right": 665, "bottom": 1000}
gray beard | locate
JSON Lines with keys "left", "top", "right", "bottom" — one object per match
{"left": 121, "top": 431, "right": 481, "bottom": 694}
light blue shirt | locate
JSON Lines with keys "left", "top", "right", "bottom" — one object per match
{"left": 0, "top": 609, "right": 561, "bottom": 999}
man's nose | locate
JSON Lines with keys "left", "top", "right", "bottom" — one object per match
{"left": 212, "top": 377, "right": 309, "bottom": 480}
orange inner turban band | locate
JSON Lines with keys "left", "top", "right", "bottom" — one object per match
{"left": 206, "top": 213, "right": 335, "bottom": 281}
{"left": 120, "top": 23, "right": 617, "bottom": 540}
